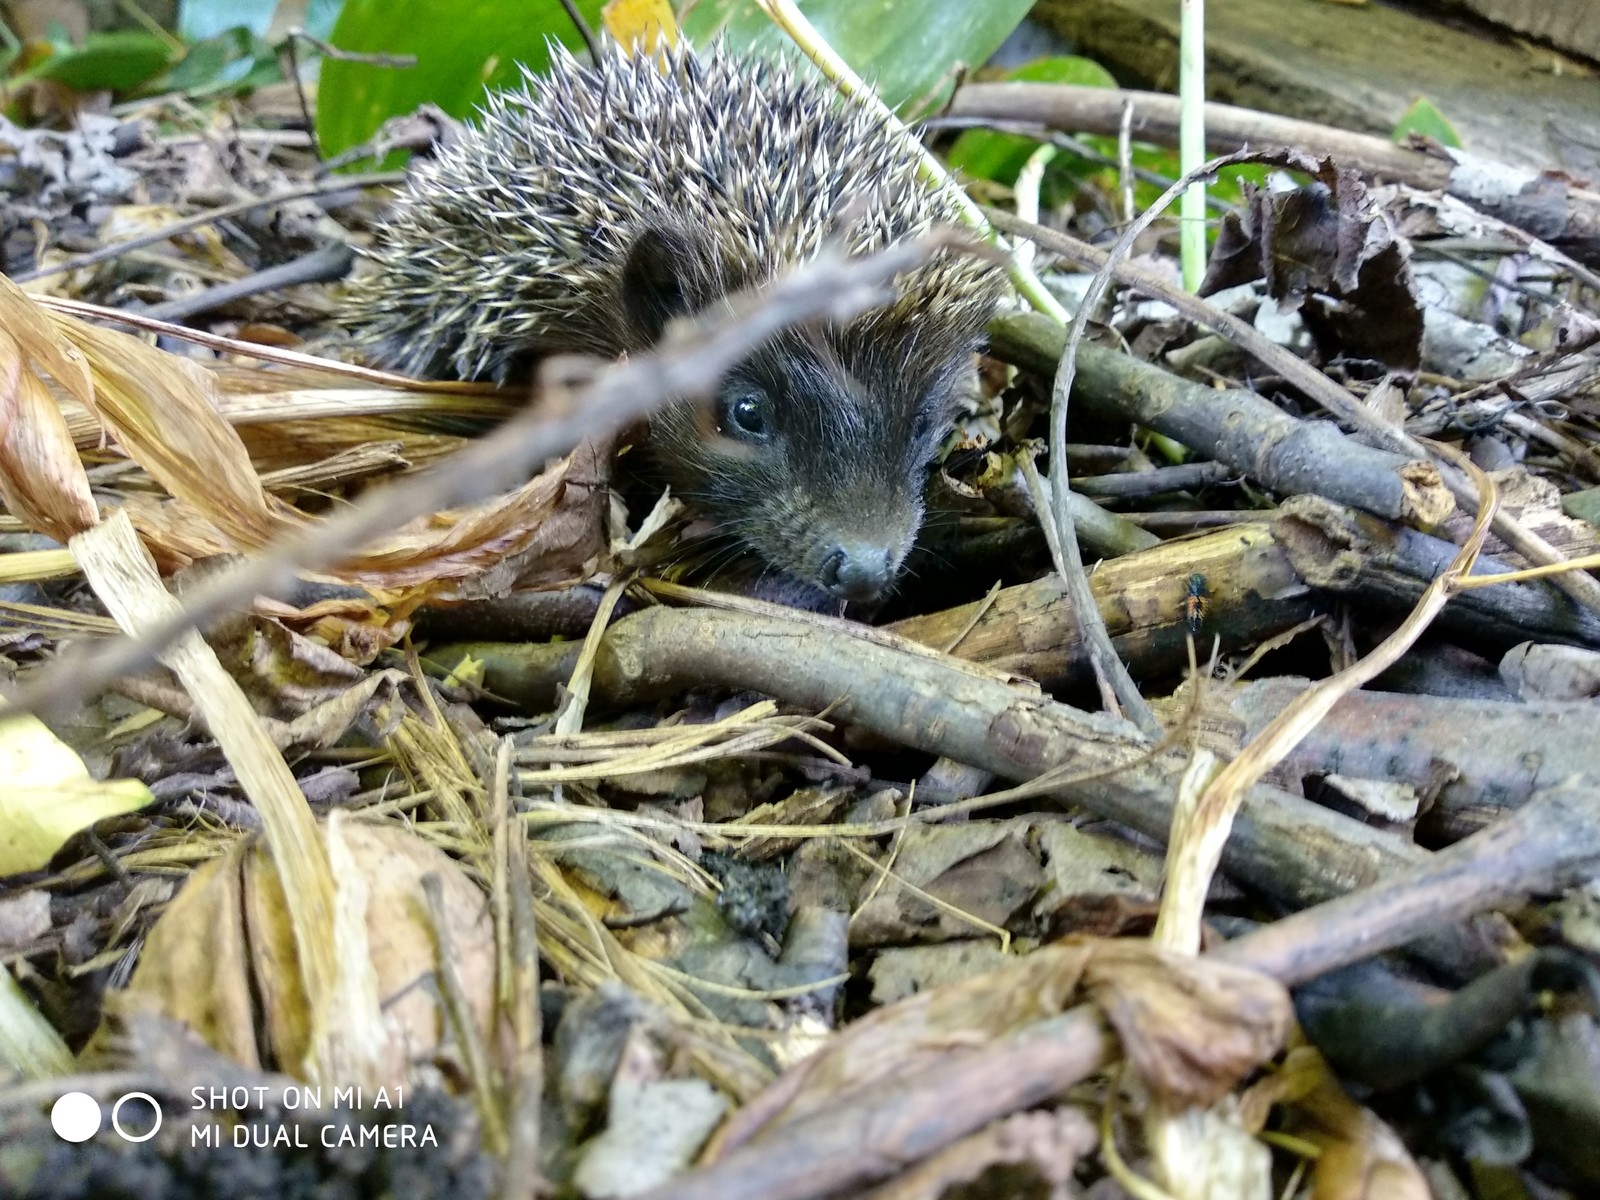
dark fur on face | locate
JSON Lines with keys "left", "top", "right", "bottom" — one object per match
{"left": 617, "top": 226, "right": 983, "bottom": 605}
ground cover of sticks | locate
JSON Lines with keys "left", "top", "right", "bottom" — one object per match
{"left": 3, "top": 45, "right": 1600, "bottom": 1200}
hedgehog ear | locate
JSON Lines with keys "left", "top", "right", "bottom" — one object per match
{"left": 620, "top": 226, "right": 706, "bottom": 345}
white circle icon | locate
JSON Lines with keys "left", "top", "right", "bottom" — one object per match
{"left": 111, "top": 1093, "right": 162, "bottom": 1143}
{"left": 50, "top": 1092, "right": 102, "bottom": 1142}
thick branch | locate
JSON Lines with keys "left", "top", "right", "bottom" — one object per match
{"left": 993, "top": 311, "right": 1450, "bottom": 525}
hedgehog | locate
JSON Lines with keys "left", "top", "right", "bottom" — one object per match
{"left": 343, "top": 39, "right": 1008, "bottom": 605}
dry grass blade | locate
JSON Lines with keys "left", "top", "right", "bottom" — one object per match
{"left": 554, "top": 574, "right": 631, "bottom": 736}
{"left": 515, "top": 704, "right": 837, "bottom": 785}
{"left": 0, "top": 549, "right": 80, "bottom": 583}
{"left": 70, "top": 509, "right": 354, "bottom": 1086}
{"left": 0, "top": 322, "right": 96, "bottom": 542}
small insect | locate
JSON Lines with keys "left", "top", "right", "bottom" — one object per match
{"left": 1184, "top": 573, "right": 1210, "bottom": 634}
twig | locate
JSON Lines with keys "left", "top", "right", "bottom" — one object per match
{"left": 558, "top": 0, "right": 602, "bottom": 61}
{"left": 13, "top": 175, "right": 405, "bottom": 284}
{"left": 1117, "top": 99, "right": 1137, "bottom": 227}
{"left": 1042, "top": 159, "right": 1283, "bottom": 740}
{"left": 34, "top": 292, "right": 498, "bottom": 393}
{"left": 950, "top": 81, "right": 1600, "bottom": 279}
{"left": 1022, "top": 450, "right": 1157, "bottom": 735}
{"left": 444, "top": 605, "right": 1440, "bottom": 912}
{"left": 1214, "top": 782, "right": 1600, "bottom": 984}
{"left": 141, "top": 243, "right": 355, "bottom": 323}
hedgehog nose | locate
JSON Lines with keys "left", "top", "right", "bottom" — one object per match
{"left": 820, "top": 543, "right": 895, "bottom": 602}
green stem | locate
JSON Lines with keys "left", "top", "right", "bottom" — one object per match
{"left": 1179, "top": 0, "right": 1208, "bottom": 292}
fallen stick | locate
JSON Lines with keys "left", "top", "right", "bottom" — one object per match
{"left": 886, "top": 497, "right": 1600, "bottom": 688}
{"left": 992, "top": 311, "right": 1452, "bottom": 526}
{"left": 1225, "top": 678, "right": 1600, "bottom": 840}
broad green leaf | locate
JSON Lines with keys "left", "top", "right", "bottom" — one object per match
{"left": 315, "top": 0, "right": 607, "bottom": 161}
{"left": 681, "top": 0, "right": 1036, "bottom": 115}
{"left": 28, "top": 30, "right": 177, "bottom": 93}
{"left": 0, "top": 708, "right": 154, "bottom": 876}
{"left": 947, "top": 55, "right": 1118, "bottom": 185}
{"left": 1393, "top": 96, "right": 1461, "bottom": 149}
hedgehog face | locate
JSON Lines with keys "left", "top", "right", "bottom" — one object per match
{"left": 647, "top": 326, "right": 972, "bottom": 605}
{"left": 615, "top": 224, "right": 993, "bottom": 606}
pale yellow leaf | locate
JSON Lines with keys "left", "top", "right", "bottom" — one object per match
{"left": 0, "top": 708, "right": 154, "bottom": 875}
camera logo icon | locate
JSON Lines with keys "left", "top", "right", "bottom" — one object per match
{"left": 51, "top": 1092, "right": 162, "bottom": 1143}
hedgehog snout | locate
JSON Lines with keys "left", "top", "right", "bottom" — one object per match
{"left": 797, "top": 503, "right": 919, "bottom": 602}
{"left": 818, "top": 541, "right": 897, "bottom": 602}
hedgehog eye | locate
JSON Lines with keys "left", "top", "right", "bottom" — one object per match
{"left": 719, "top": 388, "right": 770, "bottom": 440}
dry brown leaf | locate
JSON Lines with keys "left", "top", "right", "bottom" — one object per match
{"left": 119, "top": 821, "right": 494, "bottom": 1087}
{"left": 0, "top": 327, "right": 97, "bottom": 541}
{"left": 57, "top": 315, "right": 296, "bottom": 551}
{"left": 711, "top": 937, "right": 1290, "bottom": 1155}
{"left": 1082, "top": 938, "right": 1292, "bottom": 1109}
{"left": 112, "top": 843, "right": 262, "bottom": 1069}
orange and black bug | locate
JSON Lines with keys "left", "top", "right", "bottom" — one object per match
{"left": 1184, "top": 573, "right": 1210, "bottom": 634}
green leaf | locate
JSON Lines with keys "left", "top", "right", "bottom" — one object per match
{"left": 947, "top": 55, "right": 1117, "bottom": 185}
{"left": 153, "top": 27, "right": 281, "bottom": 96}
{"left": 1392, "top": 96, "right": 1461, "bottom": 148}
{"left": 315, "top": 0, "right": 606, "bottom": 161}
{"left": 680, "top": 0, "right": 1036, "bottom": 115}
{"left": 28, "top": 30, "right": 177, "bottom": 93}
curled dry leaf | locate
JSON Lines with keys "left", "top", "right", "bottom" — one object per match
{"left": 0, "top": 279, "right": 97, "bottom": 541}
{"left": 55, "top": 314, "right": 297, "bottom": 552}
{"left": 6, "top": 279, "right": 608, "bottom": 593}
{"left": 335, "top": 433, "right": 614, "bottom": 593}
{"left": 0, "top": 329, "right": 98, "bottom": 542}
{"left": 1199, "top": 156, "right": 1423, "bottom": 369}
{"left": 711, "top": 937, "right": 1291, "bottom": 1155}
{"left": 117, "top": 821, "right": 494, "bottom": 1088}
{"left": 1082, "top": 938, "right": 1293, "bottom": 1108}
